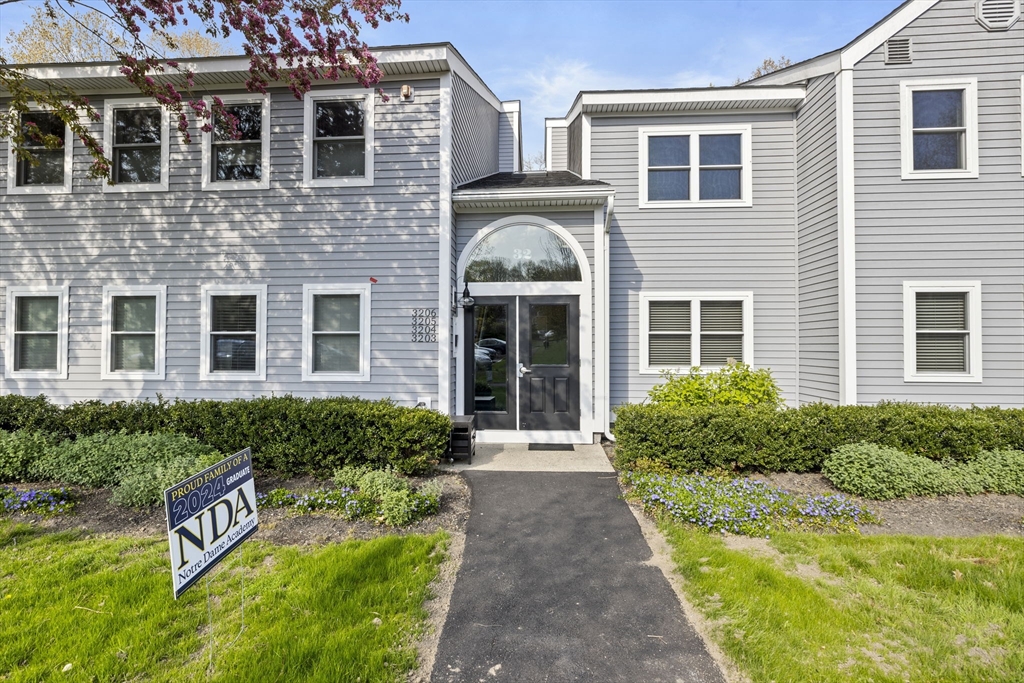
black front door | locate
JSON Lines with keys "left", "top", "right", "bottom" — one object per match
{"left": 517, "top": 296, "right": 579, "bottom": 431}
{"left": 465, "top": 295, "right": 580, "bottom": 431}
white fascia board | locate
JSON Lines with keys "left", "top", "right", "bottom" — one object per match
{"left": 840, "top": 0, "right": 941, "bottom": 69}
{"left": 501, "top": 100, "right": 521, "bottom": 112}
{"left": 545, "top": 118, "right": 569, "bottom": 128}
{"left": 565, "top": 86, "right": 806, "bottom": 119}
{"left": 747, "top": 52, "right": 842, "bottom": 86}
{"left": 453, "top": 186, "right": 614, "bottom": 203}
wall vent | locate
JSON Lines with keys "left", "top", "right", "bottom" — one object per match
{"left": 885, "top": 37, "right": 913, "bottom": 64}
{"left": 976, "top": 0, "right": 1020, "bottom": 30}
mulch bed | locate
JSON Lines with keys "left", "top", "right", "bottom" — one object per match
{"left": 756, "top": 472, "right": 1024, "bottom": 537}
{"left": 6, "top": 472, "right": 472, "bottom": 544}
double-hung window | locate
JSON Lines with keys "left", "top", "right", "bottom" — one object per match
{"left": 302, "top": 90, "right": 374, "bottom": 187}
{"left": 640, "top": 292, "right": 753, "bottom": 373}
{"left": 103, "top": 99, "right": 170, "bottom": 191}
{"left": 6, "top": 110, "right": 73, "bottom": 194}
{"left": 903, "top": 282, "right": 982, "bottom": 382}
{"left": 301, "top": 284, "right": 371, "bottom": 381}
{"left": 201, "top": 94, "right": 271, "bottom": 190}
{"left": 4, "top": 286, "right": 69, "bottom": 378}
{"left": 639, "top": 125, "right": 752, "bottom": 207}
{"left": 900, "top": 79, "right": 978, "bottom": 179}
{"left": 200, "top": 285, "right": 267, "bottom": 381}
{"left": 101, "top": 286, "right": 166, "bottom": 379}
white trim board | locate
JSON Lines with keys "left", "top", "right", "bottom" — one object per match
{"left": 836, "top": 68, "right": 858, "bottom": 406}
{"left": 438, "top": 71, "right": 454, "bottom": 415}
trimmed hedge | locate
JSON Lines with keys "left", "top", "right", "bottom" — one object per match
{"left": 0, "top": 394, "right": 452, "bottom": 476}
{"left": 612, "top": 401, "right": 1024, "bottom": 473}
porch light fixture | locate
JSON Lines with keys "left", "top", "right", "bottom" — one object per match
{"left": 458, "top": 285, "right": 475, "bottom": 309}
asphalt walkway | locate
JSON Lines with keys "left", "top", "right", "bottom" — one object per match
{"left": 431, "top": 469, "right": 725, "bottom": 683}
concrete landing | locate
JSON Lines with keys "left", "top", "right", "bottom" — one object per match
{"left": 442, "top": 442, "right": 615, "bottom": 473}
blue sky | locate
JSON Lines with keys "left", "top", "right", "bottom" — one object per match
{"left": 1, "top": 0, "right": 905, "bottom": 157}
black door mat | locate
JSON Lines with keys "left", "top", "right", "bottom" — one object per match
{"left": 527, "top": 443, "right": 574, "bottom": 451}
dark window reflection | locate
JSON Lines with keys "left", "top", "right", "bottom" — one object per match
{"left": 17, "top": 112, "right": 65, "bottom": 186}
{"left": 466, "top": 225, "right": 583, "bottom": 283}
{"left": 113, "top": 107, "right": 162, "bottom": 184}
{"left": 314, "top": 100, "right": 366, "bottom": 178}
{"left": 912, "top": 90, "right": 966, "bottom": 171}
{"left": 530, "top": 304, "right": 569, "bottom": 366}
{"left": 212, "top": 104, "right": 262, "bottom": 182}
{"left": 473, "top": 304, "right": 508, "bottom": 413}
{"left": 699, "top": 134, "right": 742, "bottom": 200}
{"left": 211, "top": 295, "right": 257, "bottom": 372}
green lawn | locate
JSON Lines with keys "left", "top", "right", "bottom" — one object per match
{"left": 0, "top": 522, "right": 445, "bottom": 682}
{"left": 663, "top": 524, "right": 1024, "bottom": 683}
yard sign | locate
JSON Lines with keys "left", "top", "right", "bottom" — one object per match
{"left": 164, "top": 448, "right": 259, "bottom": 599}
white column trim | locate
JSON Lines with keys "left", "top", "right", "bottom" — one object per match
{"left": 582, "top": 114, "right": 592, "bottom": 179}
{"left": 836, "top": 68, "right": 858, "bottom": 405}
{"left": 438, "top": 72, "right": 454, "bottom": 415}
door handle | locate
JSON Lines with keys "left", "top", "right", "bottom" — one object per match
{"left": 517, "top": 363, "right": 532, "bottom": 377}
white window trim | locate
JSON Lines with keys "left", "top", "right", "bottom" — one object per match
{"left": 4, "top": 285, "right": 70, "bottom": 379}
{"left": 100, "top": 285, "right": 166, "bottom": 380}
{"left": 102, "top": 98, "right": 170, "bottom": 193}
{"left": 199, "top": 284, "right": 267, "bottom": 381}
{"left": 638, "top": 124, "right": 753, "bottom": 209}
{"left": 301, "top": 283, "right": 372, "bottom": 382}
{"left": 201, "top": 94, "right": 272, "bottom": 191}
{"left": 899, "top": 78, "right": 979, "bottom": 180}
{"left": 639, "top": 291, "right": 754, "bottom": 375}
{"left": 5, "top": 106, "right": 74, "bottom": 195}
{"left": 903, "top": 281, "right": 983, "bottom": 383}
{"left": 302, "top": 89, "right": 374, "bottom": 188}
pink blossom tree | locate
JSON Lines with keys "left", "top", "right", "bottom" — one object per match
{"left": 0, "top": 0, "right": 407, "bottom": 179}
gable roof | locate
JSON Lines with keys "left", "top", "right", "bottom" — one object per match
{"left": 749, "top": 0, "right": 943, "bottom": 85}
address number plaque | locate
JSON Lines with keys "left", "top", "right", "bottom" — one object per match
{"left": 412, "top": 308, "right": 438, "bottom": 343}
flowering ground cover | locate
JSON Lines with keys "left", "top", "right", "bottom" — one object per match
{"left": 662, "top": 526, "right": 1024, "bottom": 682}
{"left": 0, "top": 522, "right": 445, "bottom": 682}
{"left": 624, "top": 471, "right": 876, "bottom": 535}
{"left": 0, "top": 486, "right": 75, "bottom": 516}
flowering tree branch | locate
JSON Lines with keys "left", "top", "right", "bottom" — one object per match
{"left": 0, "top": 0, "right": 407, "bottom": 180}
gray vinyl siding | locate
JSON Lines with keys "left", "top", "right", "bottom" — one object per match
{"left": 0, "top": 80, "right": 443, "bottom": 405}
{"left": 498, "top": 109, "right": 518, "bottom": 172}
{"left": 451, "top": 74, "right": 499, "bottom": 186}
{"left": 567, "top": 116, "right": 583, "bottom": 176}
{"left": 592, "top": 113, "right": 800, "bottom": 408}
{"left": 454, "top": 210, "right": 596, "bottom": 417}
{"left": 796, "top": 73, "right": 841, "bottom": 404}
{"left": 852, "top": 0, "right": 1024, "bottom": 407}
{"left": 548, "top": 125, "right": 568, "bottom": 171}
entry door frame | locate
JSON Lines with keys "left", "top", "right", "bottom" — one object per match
{"left": 454, "top": 216, "right": 593, "bottom": 444}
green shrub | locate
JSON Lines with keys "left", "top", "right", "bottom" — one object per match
{"left": 0, "top": 430, "right": 59, "bottom": 482}
{"left": 36, "top": 432, "right": 219, "bottom": 491}
{"left": 357, "top": 469, "right": 409, "bottom": 499}
{"left": 333, "top": 464, "right": 375, "bottom": 489}
{"left": 376, "top": 487, "right": 440, "bottom": 527}
{"left": 822, "top": 443, "right": 958, "bottom": 499}
{"left": 613, "top": 402, "right": 1024, "bottom": 474}
{"left": 0, "top": 395, "right": 451, "bottom": 477}
{"left": 648, "top": 363, "right": 784, "bottom": 409}
{"left": 257, "top": 477, "right": 442, "bottom": 527}
{"left": 823, "top": 444, "right": 1024, "bottom": 500}
{"left": 110, "top": 457, "right": 211, "bottom": 508}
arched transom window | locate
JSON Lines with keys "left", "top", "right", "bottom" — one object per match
{"left": 465, "top": 224, "right": 582, "bottom": 283}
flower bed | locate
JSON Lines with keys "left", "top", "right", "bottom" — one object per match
{"left": 624, "top": 471, "right": 876, "bottom": 536}
{"left": 1, "top": 486, "right": 75, "bottom": 516}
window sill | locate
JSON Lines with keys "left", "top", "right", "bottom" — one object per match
{"left": 6, "top": 184, "right": 72, "bottom": 195}
{"left": 102, "top": 181, "right": 170, "bottom": 193}
{"left": 301, "top": 371, "right": 371, "bottom": 382}
{"left": 638, "top": 198, "right": 752, "bottom": 209}
{"left": 904, "top": 373, "right": 983, "bottom": 383}
{"left": 5, "top": 369, "right": 67, "bottom": 380}
{"left": 199, "top": 372, "right": 267, "bottom": 382}
{"left": 100, "top": 370, "right": 165, "bottom": 381}
{"left": 202, "top": 178, "right": 271, "bottom": 192}
{"left": 900, "top": 169, "right": 978, "bottom": 181}
{"left": 302, "top": 176, "right": 374, "bottom": 189}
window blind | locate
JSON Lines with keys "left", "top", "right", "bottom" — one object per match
{"left": 111, "top": 296, "right": 156, "bottom": 372}
{"left": 648, "top": 300, "right": 691, "bottom": 366}
{"left": 916, "top": 292, "right": 968, "bottom": 373}
{"left": 14, "top": 296, "right": 59, "bottom": 371}
{"left": 313, "top": 294, "right": 360, "bottom": 373}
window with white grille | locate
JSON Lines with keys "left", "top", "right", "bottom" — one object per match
{"left": 101, "top": 286, "right": 166, "bottom": 380}
{"left": 900, "top": 78, "right": 979, "bottom": 180}
{"left": 639, "top": 125, "right": 753, "bottom": 208}
{"left": 200, "top": 285, "right": 267, "bottom": 381}
{"left": 640, "top": 292, "right": 753, "bottom": 373}
{"left": 4, "top": 286, "right": 69, "bottom": 379}
{"left": 903, "top": 282, "right": 982, "bottom": 382}
{"left": 976, "top": 0, "right": 1020, "bottom": 30}
{"left": 301, "top": 284, "right": 372, "bottom": 381}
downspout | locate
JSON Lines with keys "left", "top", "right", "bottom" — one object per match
{"left": 603, "top": 195, "right": 615, "bottom": 441}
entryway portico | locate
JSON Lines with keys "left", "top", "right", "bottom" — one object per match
{"left": 452, "top": 172, "right": 614, "bottom": 445}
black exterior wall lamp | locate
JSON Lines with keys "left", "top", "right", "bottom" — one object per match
{"left": 455, "top": 284, "right": 475, "bottom": 310}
